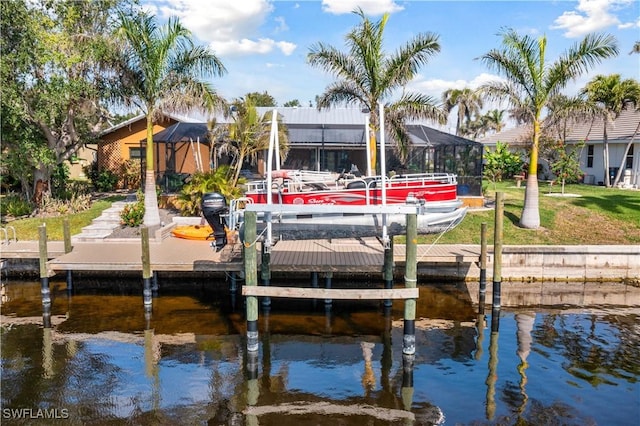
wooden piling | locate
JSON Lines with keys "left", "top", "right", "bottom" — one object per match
{"left": 383, "top": 238, "right": 394, "bottom": 307}
{"left": 63, "top": 218, "right": 73, "bottom": 291}
{"left": 244, "top": 211, "right": 259, "bottom": 352}
{"left": 152, "top": 271, "right": 159, "bottom": 293}
{"left": 229, "top": 272, "right": 237, "bottom": 292}
{"left": 492, "top": 193, "right": 504, "bottom": 309}
{"left": 479, "top": 222, "right": 487, "bottom": 307}
{"left": 38, "top": 224, "right": 50, "bottom": 305}
{"left": 324, "top": 272, "right": 333, "bottom": 306}
{"left": 403, "top": 213, "right": 417, "bottom": 355}
{"left": 141, "top": 226, "right": 152, "bottom": 306}
{"left": 486, "top": 312, "right": 499, "bottom": 421}
{"left": 261, "top": 243, "right": 271, "bottom": 307}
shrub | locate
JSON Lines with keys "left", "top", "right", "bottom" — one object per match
{"left": 120, "top": 190, "right": 145, "bottom": 227}
{"left": 0, "top": 193, "right": 34, "bottom": 218}
{"left": 174, "top": 166, "right": 244, "bottom": 216}
{"left": 483, "top": 142, "right": 524, "bottom": 185}
{"left": 120, "top": 202, "right": 144, "bottom": 227}
{"left": 35, "top": 193, "right": 93, "bottom": 216}
{"left": 84, "top": 161, "right": 119, "bottom": 192}
{"left": 119, "top": 160, "right": 141, "bottom": 189}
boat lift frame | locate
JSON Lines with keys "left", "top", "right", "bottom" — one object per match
{"left": 261, "top": 105, "right": 393, "bottom": 253}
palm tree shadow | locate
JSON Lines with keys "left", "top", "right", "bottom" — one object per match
{"left": 504, "top": 210, "right": 522, "bottom": 227}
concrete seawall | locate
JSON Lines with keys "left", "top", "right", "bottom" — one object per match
{"left": 414, "top": 245, "right": 640, "bottom": 283}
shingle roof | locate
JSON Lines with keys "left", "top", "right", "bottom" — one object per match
{"left": 479, "top": 105, "right": 640, "bottom": 145}
{"left": 566, "top": 106, "right": 640, "bottom": 142}
{"left": 478, "top": 126, "right": 532, "bottom": 146}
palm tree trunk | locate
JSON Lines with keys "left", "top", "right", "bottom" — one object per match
{"left": 232, "top": 152, "right": 246, "bottom": 187}
{"left": 368, "top": 130, "right": 377, "bottom": 175}
{"left": 143, "top": 114, "right": 161, "bottom": 227}
{"left": 520, "top": 121, "right": 541, "bottom": 229}
{"left": 143, "top": 169, "right": 161, "bottom": 227}
{"left": 612, "top": 121, "right": 639, "bottom": 186}
{"left": 603, "top": 120, "right": 610, "bottom": 187}
{"left": 520, "top": 175, "right": 540, "bottom": 228}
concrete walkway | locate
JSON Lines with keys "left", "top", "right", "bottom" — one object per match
{"left": 72, "top": 194, "right": 136, "bottom": 242}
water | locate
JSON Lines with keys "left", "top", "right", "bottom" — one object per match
{"left": 1, "top": 278, "right": 639, "bottom": 425}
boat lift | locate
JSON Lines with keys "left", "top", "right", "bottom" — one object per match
{"left": 260, "top": 105, "right": 392, "bottom": 253}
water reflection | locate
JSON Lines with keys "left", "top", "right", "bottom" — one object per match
{"left": 1, "top": 278, "right": 639, "bottom": 425}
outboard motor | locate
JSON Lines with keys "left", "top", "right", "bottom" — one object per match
{"left": 201, "top": 192, "right": 228, "bottom": 251}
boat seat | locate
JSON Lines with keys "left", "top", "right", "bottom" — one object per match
{"left": 307, "top": 182, "right": 330, "bottom": 190}
{"left": 346, "top": 179, "right": 376, "bottom": 189}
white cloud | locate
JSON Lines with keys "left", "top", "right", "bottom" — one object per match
{"left": 321, "top": 0, "right": 404, "bottom": 15}
{"left": 274, "top": 16, "right": 289, "bottom": 33}
{"left": 149, "top": 0, "right": 296, "bottom": 57}
{"left": 210, "top": 39, "right": 297, "bottom": 57}
{"left": 550, "top": 0, "right": 635, "bottom": 38}
{"left": 407, "top": 73, "right": 502, "bottom": 99}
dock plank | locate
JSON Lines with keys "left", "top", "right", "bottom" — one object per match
{"left": 6, "top": 235, "right": 480, "bottom": 276}
{"left": 1, "top": 241, "right": 66, "bottom": 259}
{"left": 242, "top": 286, "right": 419, "bottom": 300}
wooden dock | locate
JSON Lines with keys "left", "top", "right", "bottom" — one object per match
{"left": 0, "top": 241, "right": 66, "bottom": 259}
{"left": 1, "top": 237, "right": 480, "bottom": 276}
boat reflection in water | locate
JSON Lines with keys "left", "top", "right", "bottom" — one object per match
{"left": 1, "top": 279, "right": 639, "bottom": 425}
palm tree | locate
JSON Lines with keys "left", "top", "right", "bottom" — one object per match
{"left": 543, "top": 94, "right": 597, "bottom": 142}
{"left": 630, "top": 41, "right": 640, "bottom": 54}
{"left": 581, "top": 74, "right": 640, "bottom": 187}
{"left": 307, "top": 8, "right": 445, "bottom": 172}
{"left": 478, "top": 28, "right": 617, "bottom": 229}
{"left": 116, "top": 11, "right": 226, "bottom": 226}
{"left": 484, "top": 109, "right": 506, "bottom": 133}
{"left": 217, "top": 98, "right": 289, "bottom": 187}
{"left": 442, "top": 88, "right": 483, "bottom": 136}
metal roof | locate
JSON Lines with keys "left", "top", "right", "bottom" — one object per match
{"left": 104, "top": 107, "right": 481, "bottom": 147}
{"left": 151, "top": 122, "right": 209, "bottom": 143}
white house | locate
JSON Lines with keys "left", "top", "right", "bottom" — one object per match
{"left": 479, "top": 106, "right": 640, "bottom": 188}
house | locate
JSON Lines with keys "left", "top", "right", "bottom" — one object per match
{"left": 98, "top": 113, "right": 212, "bottom": 191}
{"left": 98, "top": 107, "right": 483, "bottom": 194}
{"left": 479, "top": 106, "right": 640, "bottom": 187}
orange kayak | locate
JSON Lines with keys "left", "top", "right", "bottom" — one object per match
{"left": 171, "top": 224, "right": 213, "bottom": 240}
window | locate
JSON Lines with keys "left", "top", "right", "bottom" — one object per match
{"left": 129, "top": 147, "right": 145, "bottom": 160}
{"left": 586, "top": 144, "right": 594, "bottom": 168}
{"left": 626, "top": 145, "right": 634, "bottom": 169}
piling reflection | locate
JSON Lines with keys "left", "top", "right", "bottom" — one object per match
{"left": 1, "top": 279, "right": 638, "bottom": 425}
{"left": 485, "top": 306, "right": 500, "bottom": 421}
{"left": 515, "top": 312, "right": 535, "bottom": 420}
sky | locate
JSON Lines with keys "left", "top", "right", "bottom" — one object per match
{"left": 143, "top": 0, "right": 640, "bottom": 129}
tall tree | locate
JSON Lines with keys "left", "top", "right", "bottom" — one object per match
{"left": 539, "top": 94, "right": 598, "bottom": 179}
{"left": 580, "top": 74, "right": 640, "bottom": 187}
{"left": 484, "top": 109, "right": 506, "bottom": 133}
{"left": 442, "top": 88, "right": 483, "bottom": 136}
{"left": 1, "top": 0, "right": 126, "bottom": 203}
{"left": 245, "top": 91, "right": 277, "bottom": 107}
{"left": 217, "top": 98, "right": 289, "bottom": 187}
{"left": 478, "top": 28, "right": 617, "bottom": 229}
{"left": 116, "top": 11, "right": 226, "bottom": 226}
{"left": 283, "top": 99, "right": 302, "bottom": 107}
{"left": 307, "top": 7, "right": 445, "bottom": 172}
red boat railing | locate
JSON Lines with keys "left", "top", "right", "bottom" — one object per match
{"left": 244, "top": 171, "right": 459, "bottom": 205}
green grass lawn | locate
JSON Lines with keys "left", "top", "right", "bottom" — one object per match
{"left": 2, "top": 184, "right": 639, "bottom": 245}
{"left": 413, "top": 181, "right": 640, "bottom": 245}
{"left": 2, "top": 196, "right": 123, "bottom": 241}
